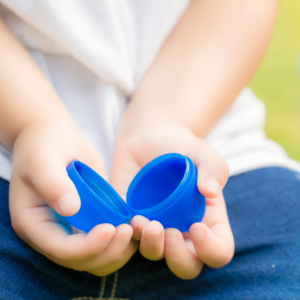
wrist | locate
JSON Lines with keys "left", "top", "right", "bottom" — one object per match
{"left": 12, "top": 113, "right": 80, "bottom": 156}
{"left": 123, "top": 89, "right": 207, "bottom": 141}
{"left": 116, "top": 111, "right": 197, "bottom": 151}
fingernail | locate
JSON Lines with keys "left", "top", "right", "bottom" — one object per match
{"left": 121, "top": 233, "right": 132, "bottom": 245}
{"left": 145, "top": 230, "right": 161, "bottom": 241}
{"left": 190, "top": 226, "right": 204, "bottom": 241}
{"left": 57, "top": 193, "right": 79, "bottom": 215}
{"left": 165, "top": 235, "right": 178, "bottom": 248}
{"left": 204, "top": 177, "right": 220, "bottom": 195}
{"left": 104, "top": 231, "right": 115, "bottom": 242}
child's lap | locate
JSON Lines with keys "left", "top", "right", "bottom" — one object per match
{"left": 0, "top": 167, "right": 300, "bottom": 300}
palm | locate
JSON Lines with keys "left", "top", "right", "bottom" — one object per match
{"left": 110, "top": 125, "right": 234, "bottom": 279}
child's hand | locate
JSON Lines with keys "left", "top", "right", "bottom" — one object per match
{"left": 111, "top": 122, "right": 234, "bottom": 279}
{"left": 9, "top": 119, "right": 137, "bottom": 276}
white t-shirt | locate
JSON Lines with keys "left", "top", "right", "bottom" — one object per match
{"left": 0, "top": 0, "right": 299, "bottom": 181}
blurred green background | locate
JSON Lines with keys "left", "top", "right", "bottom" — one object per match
{"left": 249, "top": 0, "right": 300, "bottom": 162}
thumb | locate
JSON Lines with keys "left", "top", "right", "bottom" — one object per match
{"left": 187, "top": 140, "right": 229, "bottom": 198}
{"left": 27, "top": 157, "right": 81, "bottom": 216}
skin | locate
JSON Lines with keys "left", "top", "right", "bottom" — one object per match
{"left": 0, "top": 0, "right": 278, "bottom": 279}
{"left": 111, "top": 0, "right": 278, "bottom": 279}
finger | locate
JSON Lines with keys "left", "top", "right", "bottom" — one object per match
{"left": 24, "top": 207, "right": 134, "bottom": 271}
{"left": 164, "top": 228, "right": 203, "bottom": 279}
{"left": 34, "top": 221, "right": 115, "bottom": 262}
{"left": 139, "top": 221, "right": 164, "bottom": 261}
{"left": 21, "top": 207, "right": 116, "bottom": 262}
{"left": 23, "top": 150, "right": 108, "bottom": 217}
{"left": 57, "top": 223, "right": 116, "bottom": 260}
{"left": 130, "top": 215, "right": 150, "bottom": 241}
{"left": 23, "top": 155, "right": 81, "bottom": 216}
{"left": 189, "top": 222, "right": 234, "bottom": 268}
{"left": 89, "top": 240, "right": 139, "bottom": 277}
{"left": 201, "top": 193, "right": 231, "bottom": 230}
{"left": 187, "top": 141, "right": 229, "bottom": 198}
{"left": 81, "top": 223, "right": 134, "bottom": 270}
{"left": 10, "top": 171, "right": 113, "bottom": 261}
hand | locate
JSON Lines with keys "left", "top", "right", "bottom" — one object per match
{"left": 9, "top": 118, "right": 137, "bottom": 276}
{"left": 111, "top": 121, "right": 234, "bottom": 279}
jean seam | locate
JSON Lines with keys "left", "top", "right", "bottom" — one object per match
{"left": 98, "top": 276, "right": 107, "bottom": 299}
{"left": 110, "top": 272, "right": 118, "bottom": 298}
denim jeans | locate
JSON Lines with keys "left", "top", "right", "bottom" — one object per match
{"left": 1, "top": 167, "right": 300, "bottom": 300}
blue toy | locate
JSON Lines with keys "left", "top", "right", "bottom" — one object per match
{"left": 65, "top": 153, "right": 206, "bottom": 232}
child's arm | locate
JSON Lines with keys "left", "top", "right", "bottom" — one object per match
{"left": 0, "top": 19, "right": 137, "bottom": 276}
{"left": 118, "top": 0, "right": 278, "bottom": 141}
{"left": 111, "top": 0, "right": 278, "bottom": 279}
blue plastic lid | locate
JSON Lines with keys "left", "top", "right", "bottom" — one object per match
{"left": 65, "top": 154, "right": 206, "bottom": 232}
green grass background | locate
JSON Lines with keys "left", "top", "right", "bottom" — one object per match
{"left": 249, "top": 0, "right": 300, "bottom": 162}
